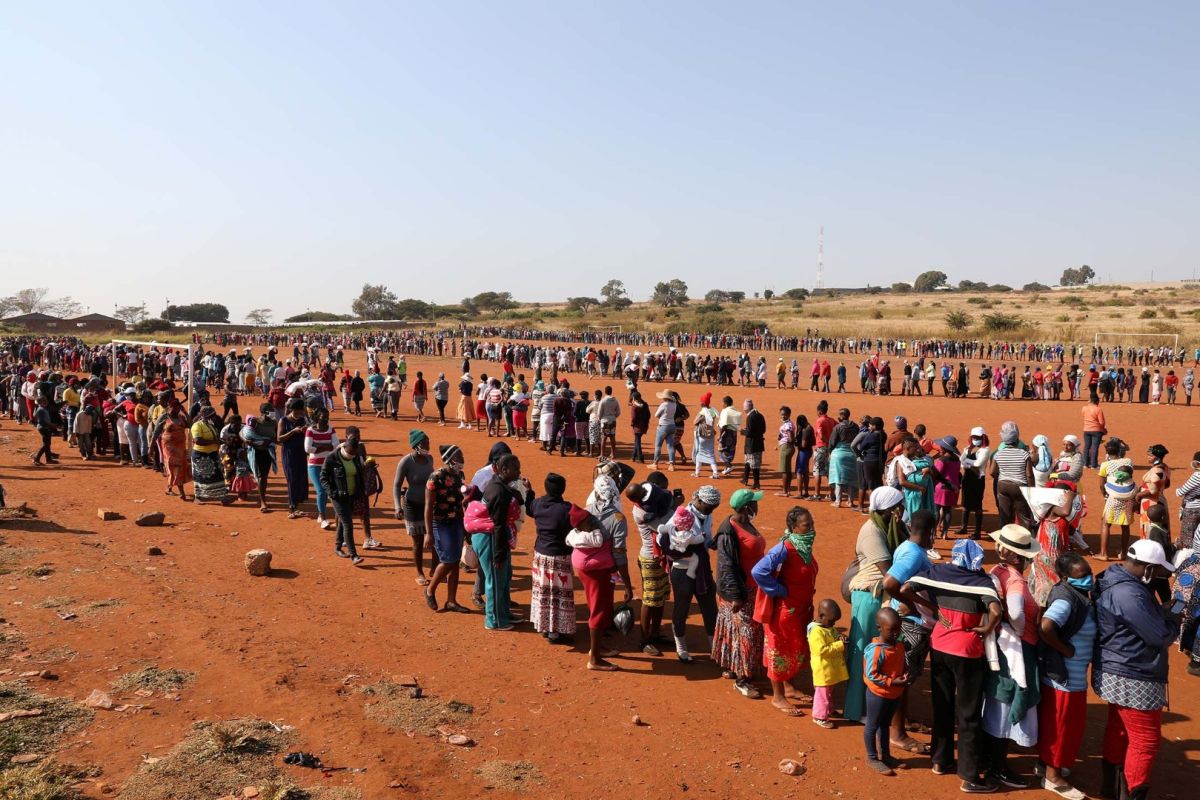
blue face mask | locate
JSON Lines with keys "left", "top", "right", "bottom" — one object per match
{"left": 1066, "top": 575, "right": 1093, "bottom": 592}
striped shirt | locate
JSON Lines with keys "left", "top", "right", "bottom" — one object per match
{"left": 992, "top": 445, "right": 1030, "bottom": 485}
{"left": 1176, "top": 469, "right": 1200, "bottom": 510}
{"left": 304, "top": 427, "right": 339, "bottom": 467}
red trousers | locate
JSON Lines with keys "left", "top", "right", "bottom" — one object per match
{"left": 578, "top": 568, "right": 614, "bottom": 631}
{"left": 1037, "top": 686, "right": 1087, "bottom": 769}
{"left": 1102, "top": 703, "right": 1162, "bottom": 790}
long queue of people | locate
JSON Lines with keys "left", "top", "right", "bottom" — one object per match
{"left": 3, "top": 336, "right": 1200, "bottom": 800}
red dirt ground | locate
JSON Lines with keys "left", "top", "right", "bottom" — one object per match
{"left": 0, "top": 346, "right": 1196, "bottom": 798}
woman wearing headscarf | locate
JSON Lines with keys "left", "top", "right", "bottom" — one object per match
{"left": 958, "top": 427, "right": 991, "bottom": 539}
{"left": 752, "top": 505, "right": 819, "bottom": 714}
{"left": 990, "top": 420, "right": 1034, "bottom": 529}
{"left": 1054, "top": 436, "right": 1084, "bottom": 483}
{"left": 1037, "top": 552, "right": 1096, "bottom": 800}
{"left": 190, "top": 406, "right": 233, "bottom": 504}
{"left": 826, "top": 408, "right": 859, "bottom": 509}
{"left": 845, "top": 486, "right": 906, "bottom": 722}
{"left": 657, "top": 486, "right": 723, "bottom": 662}
{"left": 691, "top": 392, "right": 720, "bottom": 479}
{"left": 582, "top": 477, "right": 633, "bottom": 670}
{"left": 538, "top": 382, "right": 558, "bottom": 450}
{"left": 981, "top": 525, "right": 1043, "bottom": 789}
{"left": 1028, "top": 481, "right": 1079, "bottom": 607}
{"left": 395, "top": 430, "right": 437, "bottom": 587}
{"left": 159, "top": 400, "right": 192, "bottom": 501}
{"left": 528, "top": 473, "right": 577, "bottom": 643}
{"left": 908, "top": 539, "right": 1004, "bottom": 794}
{"left": 713, "top": 490, "right": 767, "bottom": 699}
{"left": 1098, "top": 438, "right": 1136, "bottom": 560}
{"left": 1031, "top": 434, "right": 1054, "bottom": 488}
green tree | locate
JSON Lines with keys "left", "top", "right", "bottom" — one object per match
{"left": 245, "top": 308, "right": 273, "bottom": 326}
{"left": 1022, "top": 282, "right": 1050, "bottom": 292}
{"left": 945, "top": 310, "right": 971, "bottom": 332}
{"left": 1059, "top": 265, "right": 1095, "bottom": 286}
{"left": 762, "top": 289, "right": 774, "bottom": 300}
{"left": 891, "top": 282, "right": 912, "bottom": 294}
{"left": 912, "top": 270, "right": 948, "bottom": 292}
{"left": 704, "top": 289, "right": 731, "bottom": 304}
{"left": 470, "top": 291, "right": 518, "bottom": 315}
{"left": 958, "top": 280, "right": 989, "bottom": 291}
{"left": 599, "top": 279, "right": 632, "bottom": 309}
{"left": 351, "top": 284, "right": 400, "bottom": 318}
{"left": 651, "top": 279, "right": 689, "bottom": 307}
{"left": 161, "top": 302, "right": 230, "bottom": 323}
{"left": 114, "top": 304, "right": 149, "bottom": 325}
{"left": 283, "top": 311, "right": 354, "bottom": 323}
{"left": 566, "top": 296, "right": 600, "bottom": 312}
{"left": 782, "top": 288, "right": 809, "bottom": 301}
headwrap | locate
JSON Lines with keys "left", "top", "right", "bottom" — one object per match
{"left": 951, "top": 539, "right": 986, "bottom": 571}
{"left": 439, "top": 444, "right": 462, "bottom": 465}
{"left": 1032, "top": 434, "right": 1052, "bottom": 472}
{"left": 894, "top": 415, "right": 907, "bottom": 429}
{"left": 568, "top": 504, "right": 592, "bottom": 529}
{"left": 591, "top": 475, "right": 620, "bottom": 514}
{"left": 868, "top": 486, "right": 903, "bottom": 512}
{"left": 409, "top": 429, "right": 428, "bottom": 449}
{"left": 999, "top": 420, "right": 1019, "bottom": 445}
{"left": 695, "top": 485, "right": 721, "bottom": 506}
{"left": 782, "top": 530, "right": 815, "bottom": 565}
{"left": 700, "top": 392, "right": 712, "bottom": 407}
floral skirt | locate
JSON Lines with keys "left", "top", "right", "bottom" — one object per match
{"left": 530, "top": 552, "right": 577, "bottom": 635}
{"left": 713, "top": 594, "right": 764, "bottom": 678}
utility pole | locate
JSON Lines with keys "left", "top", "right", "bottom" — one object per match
{"left": 816, "top": 226, "right": 825, "bottom": 290}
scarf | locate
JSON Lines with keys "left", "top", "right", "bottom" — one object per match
{"left": 869, "top": 511, "right": 907, "bottom": 554}
{"left": 782, "top": 530, "right": 815, "bottom": 564}
{"left": 591, "top": 475, "right": 620, "bottom": 515}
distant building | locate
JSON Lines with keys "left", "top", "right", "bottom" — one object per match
{"left": 66, "top": 313, "right": 125, "bottom": 331}
{"left": 1, "top": 312, "right": 125, "bottom": 333}
{"left": 2, "top": 312, "right": 64, "bottom": 332}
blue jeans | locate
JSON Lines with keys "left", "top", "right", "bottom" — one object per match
{"left": 471, "top": 533, "right": 512, "bottom": 629}
{"left": 308, "top": 465, "right": 328, "bottom": 518}
{"left": 653, "top": 423, "right": 676, "bottom": 464}
{"left": 631, "top": 431, "right": 644, "bottom": 461}
{"left": 1084, "top": 431, "right": 1103, "bottom": 469}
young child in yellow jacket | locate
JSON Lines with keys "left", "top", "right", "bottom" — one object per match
{"left": 807, "top": 598, "right": 849, "bottom": 728}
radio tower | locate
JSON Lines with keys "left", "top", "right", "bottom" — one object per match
{"left": 816, "top": 226, "right": 825, "bottom": 290}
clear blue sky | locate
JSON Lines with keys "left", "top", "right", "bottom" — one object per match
{"left": 2, "top": 1, "right": 1197, "bottom": 322}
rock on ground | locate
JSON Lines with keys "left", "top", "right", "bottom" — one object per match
{"left": 244, "top": 549, "right": 272, "bottom": 576}
{"left": 135, "top": 512, "right": 166, "bottom": 527}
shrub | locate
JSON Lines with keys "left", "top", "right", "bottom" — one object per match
{"left": 945, "top": 310, "right": 971, "bottom": 332}
{"left": 1139, "top": 309, "right": 1157, "bottom": 319}
{"left": 981, "top": 313, "right": 1025, "bottom": 334}
{"left": 871, "top": 309, "right": 883, "bottom": 319}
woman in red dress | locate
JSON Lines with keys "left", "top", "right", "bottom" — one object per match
{"left": 752, "top": 504, "right": 819, "bottom": 715}
{"left": 713, "top": 492, "right": 767, "bottom": 699}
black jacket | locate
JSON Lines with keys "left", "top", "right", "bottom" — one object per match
{"left": 320, "top": 448, "right": 365, "bottom": 501}
{"left": 743, "top": 409, "right": 766, "bottom": 454}
{"left": 715, "top": 517, "right": 759, "bottom": 602}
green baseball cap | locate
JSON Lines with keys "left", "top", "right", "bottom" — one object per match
{"left": 729, "top": 488, "right": 764, "bottom": 510}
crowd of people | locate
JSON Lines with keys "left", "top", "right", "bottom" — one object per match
{"left": 3, "top": 330, "right": 1199, "bottom": 799}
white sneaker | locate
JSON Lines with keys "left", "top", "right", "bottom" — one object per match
{"left": 1041, "top": 778, "right": 1084, "bottom": 800}
{"left": 363, "top": 538, "right": 380, "bottom": 550}
{"left": 926, "top": 548, "right": 942, "bottom": 560}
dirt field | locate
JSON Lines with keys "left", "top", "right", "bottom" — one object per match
{"left": 1, "top": 344, "right": 1197, "bottom": 799}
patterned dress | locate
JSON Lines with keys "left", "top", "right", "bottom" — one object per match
{"left": 712, "top": 520, "right": 766, "bottom": 678}
{"left": 753, "top": 540, "right": 819, "bottom": 681}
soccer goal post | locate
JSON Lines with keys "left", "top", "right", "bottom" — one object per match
{"left": 1093, "top": 331, "right": 1180, "bottom": 352}
{"left": 586, "top": 324, "right": 622, "bottom": 333}
{"left": 110, "top": 339, "right": 195, "bottom": 405}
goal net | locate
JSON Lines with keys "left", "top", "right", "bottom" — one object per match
{"left": 587, "top": 325, "right": 622, "bottom": 333}
{"left": 1093, "top": 332, "right": 1179, "bottom": 352}
{"left": 110, "top": 339, "right": 195, "bottom": 404}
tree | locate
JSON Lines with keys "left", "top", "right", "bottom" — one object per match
{"left": 161, "top": 302, "right": 229, "bottom": 323}
{"left": 283, "top": 311, "right": 354, "bottom": 323}
{"left": 1022, "top": 282, "right": 1050, "bottom": 292}
{"left": 704, "top": 289, "right": 729, "bottom": 304}
{"left": 913, "top": 270, "right": 948, "bottom": 293}
{"left": 395, "top": 298, "right": 435, "bottom": 319}
{"left": 782, "top": 288, "right": 809, "bottom": 301}
{"left": 763, "top": 289, "right": 774, "bottom": 300}
{"left": 599, "top": 279, "right": 632, "bottom": 309}
{"left": 1059, "top": 265, "right": 1096, "bottom": 286}
{"left": 470, "top": 291, "right": 518, "bottom": 315}
{"left": 0, "top": 287, "right": 82, "bottom": 318}
{"left": 566, "top": 296, "right": 600, "bottom": 312}
{"left": 988, "top": 284, "right": 1013, "bottom": 293}
{"left": 890, "top": 282, "right": 912, "bottom": 294}
{"left": 651, "top": 279, "right": 689, "bottom": 307}
{"left": 958, "top": 280, "right": 989, "bottom": 291}
{"left": 351, "top": 283, "right": 400, "bottom": 319}
{"left": 245, "top": 308, "right": 273, "bottom": 326}
{"left": 945, "top": 310, "right": 971, "bottom": 332}
{"left": 114, "top": 304, "right": 149, "bottom": 325}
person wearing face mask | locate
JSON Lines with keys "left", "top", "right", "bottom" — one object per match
{"left": 980, "top": 526, "right": 1043, "bottom": 790}
{"left": 657, "top": 486, "right": 723, "bottom": 662}
{"left": 752, "top": 504, "right": 819, "bottom": 715}
{"left": 479, "top": 454, "right": 534, "bottom": 631}
{"left": 396, "top": 430, "right": 437, "bottom": 588}
{"left": 957, "top": 427, "right": 990, "bottom": 539}
{"left": 1093, "top": 540, "right": 1180, "bottom": 800}
{"left": 423, "top": 445, "right": 469, "bottom": 613}
{"left": 1036, "top": 553, "right": 1096, "bottom": 800}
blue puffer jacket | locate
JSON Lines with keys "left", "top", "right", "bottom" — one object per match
{"left": 1094, "top": 564, "right": 1176, "bottom": 683}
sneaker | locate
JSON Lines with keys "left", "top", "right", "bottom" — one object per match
{"left": 641, "top": 643, "right": 662, "bottom": 656}
{"left": 988, "top": 769, "right": 1028, "bottom": 789}
{"left": 960, "top": 779, "right": 996, "bottom": 794}
{"left": 363, "top": 538, "right": 381, "bottom": 549}
{"left": 927, "top": 548, "right": 942, "bottom": 560}
{"left": 1041, "top": 778, "right": 1085, "bottom": 800}
{"left": 734, "top": 680, "right": 761, "bottom": 699}
{"left": 867, "top": 759, "right": 895, "bottom": 776}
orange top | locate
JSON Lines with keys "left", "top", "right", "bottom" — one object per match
{"left": 1082, "top": 404, "right": 1106, "bottom": 433}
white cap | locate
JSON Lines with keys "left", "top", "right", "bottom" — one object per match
{"left": 1127, "top": 540, "right": 1175, "bottom": 571}
{"left": 970, "top": 426, "right": 985, "bottom": 437}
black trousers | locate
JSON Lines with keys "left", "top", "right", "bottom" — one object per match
{"left": 331, "top": 497, "right": 358, "bottom": 558}
{"left": 34, "top": 430, "right": 55, "bottom": 462}
{"left": 996, "top": 481, "right": 1034, "bottom": 529}
{"left": 930, "top": 650, "right": 985, "bottom": 781}
{"left": 669, "top": 568, "right": 718, "bottom": 640}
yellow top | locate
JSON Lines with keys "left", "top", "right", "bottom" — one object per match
{"left": 189, "top": 420, "right": 220, "bottom": 453}
{"left": 807, "top": 623, "right": 849, "bottom": 687}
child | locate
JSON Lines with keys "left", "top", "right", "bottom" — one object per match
{"left": 863, "top": 607, "right": 908, "bottom": 775}
{"left": 808, "top": 598, "right": 849, "bottom": 729}
{"left": 931, "top": 437, "right": 962, "bottom": 541}
{"left": 73, "top": 403, "right": 95, "bottom": 460}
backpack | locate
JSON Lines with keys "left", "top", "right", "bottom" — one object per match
{"left": 696, "top": 409, "right": 715, "bottom": 440}
{"left": 362, "top": 459, "right": 384, "bottom": 505}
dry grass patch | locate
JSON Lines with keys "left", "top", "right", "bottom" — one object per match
{"left": 113, "top": 666, "right": 195, "bottom": 694}
{"left": 0, "top": 761, "right": 81, "bottom": 800}
{"left": 33, "top": 597, "right": 74, "bottom": 611}
{"left": 359, "top": 681, "right": 474, "bottom": 735}
{"left": 120, "top": 718, "right": 293, "bottom": 800}
{"left": 0, "top": 684, "right": 93, "bottom": 769}
{"left": 476, "top": 760, "right": 543, "bottom": 791}
{"left": 81, "top": 598, "right": 123, "bottom": 614}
